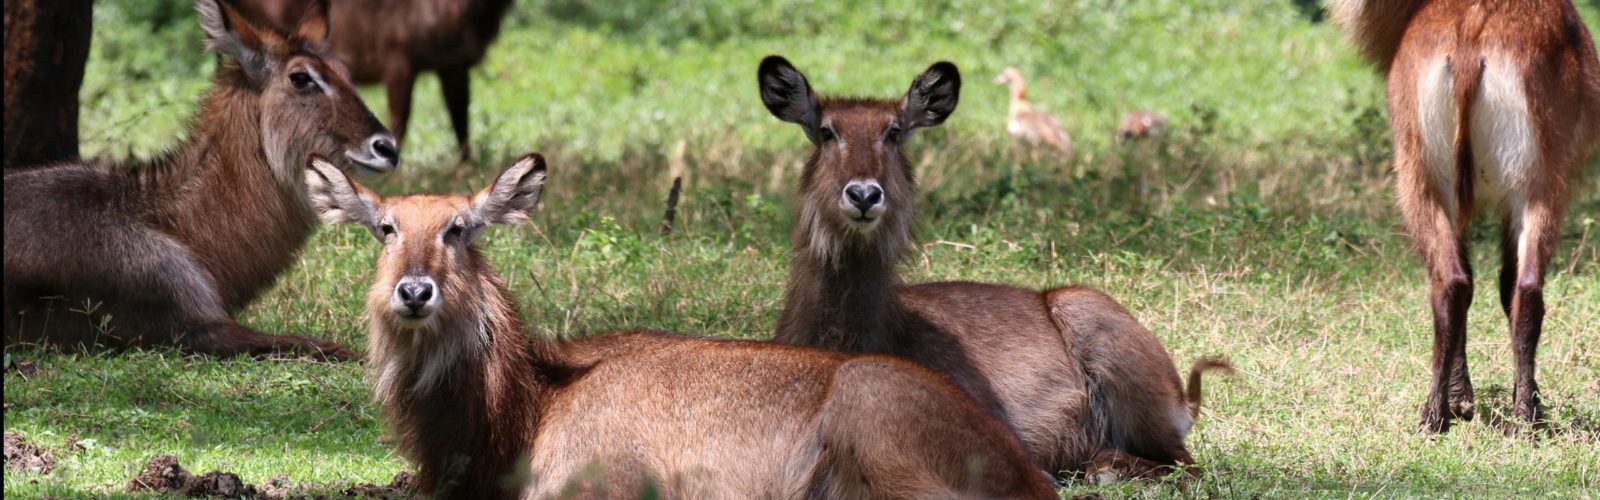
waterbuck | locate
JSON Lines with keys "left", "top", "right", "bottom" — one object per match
{"left": 307, "top": 153, "right": 1056, "bottom": 498}
{"left": 759, "top": 55, "right": 1230, "bottom": 481}
{"left": 237, "top": 0, "right": 515, "bottom": 161}
{"left": 3, "top": 0, "right": 397, "bottom": 360}
{"left": 1330, "top": 0, "right": 1600, "bottom": 433}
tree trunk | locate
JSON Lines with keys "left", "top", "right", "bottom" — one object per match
{"left": 4, "top": 0, "right": 93, "bottom": 169}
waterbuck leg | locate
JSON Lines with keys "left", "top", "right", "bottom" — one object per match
{"left": 385, "top": 70, "right": 417, "bottom": 148}
{"left": 1083, "top": 448, "right": 1182, "bottom": 485}
{"left": 178, "top": 321, "right": 358, "bottom": 361}
{"left": 1506, "top": 198, "right": 1565, "bottom": 432}
{"left": 439, "top": 66, "right": 472, "bottom": 162}
{"left": 1394, "top": 147, "right": 1472, "bottom": 434}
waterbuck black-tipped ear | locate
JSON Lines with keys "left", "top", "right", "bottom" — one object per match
{"left": 196, "top": 0, "right": 272, "bottom": 81}
{"left": 294, "top": 0, "right": 330, "bottom": 46}
{"left": 900, "top": 61, "right": 961, "bottom": 130}
{"left": 758, "top": 55, "right": 822, "bottom": 141}
{"left": 473, "top": 153, "right": 547, "bottom": 226}
{"left": 306, "top": 155, "right": 382, "bottom": 237}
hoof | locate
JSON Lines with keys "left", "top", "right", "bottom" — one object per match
{"left": 1449, "top": 398, "right": 1475, "bottom": 422}
{"left": 1418, "top": 406, "right": 1451, "bottom": 434}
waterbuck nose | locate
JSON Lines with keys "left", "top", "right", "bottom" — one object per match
{"left": 843, "top": 181, "right": 884, "bottom": 217}
{"left": 395, "top": 279, "right": 434, "bottom": 315}
{"left": 370, "top": 135, "right": 400, "bottom": 166}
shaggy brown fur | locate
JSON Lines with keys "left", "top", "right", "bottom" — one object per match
{"left": 1330, "top": 0, "right": 1600, "bottom": 433}
{"left": 759, "top": 55, "right": 1232, "bottom": 482}
{"left": 236, "top": 0, "right": 514, "bottom": 160}
{"left": 3, "top": 0, "right": 397, "bottom": 360}
{"left": 308, "top": 154, "right": 1055, "bottom": 499}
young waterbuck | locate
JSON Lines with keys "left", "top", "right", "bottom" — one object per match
{"left": 308, "top": 154, "right": 1055, "bottom": 498}
{"left": 759, "top": 55, "right": 1231, "bottom": 481}
{"left": 3, "top": 0, "right": 397, "bottom": 360}
{"left": 237, "top": 0, "right": 515, "bottom": 161}
{"left": 1330, "top": 0, "right": 1600, "bottom": 433}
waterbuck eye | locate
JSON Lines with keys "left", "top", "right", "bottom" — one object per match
{"left": 445, "top": 224, "right": 465, "bottom": 241}
{"left": 818, "top": 126, "right": 837, "bottom": 143}
{"left": 289, "top": 71, "right": 316, "bottom": 92}
{"left": 884, "top": 126, "right": 903, "bottom": 142}
{"left": 379, "top": 224, "right": 396, "bottom": 237}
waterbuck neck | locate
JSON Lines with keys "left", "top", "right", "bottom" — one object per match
{"left": 130, "top": 68, "right": 322, "bottom": 309}
{"left": 370, "top": 263, "right": 570, "bottom": 496}
{"left": 778, "top": 227, "right": 907, "bottom": 352}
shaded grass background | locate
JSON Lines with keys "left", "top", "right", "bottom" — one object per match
{"left": 7, "top": 0, "right": 1600, "bottom": 496}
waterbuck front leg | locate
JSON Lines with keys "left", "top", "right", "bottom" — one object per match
{"left": 438, "top": 66, "right": 472, "bottom": 163}
{"left": 122, "top": 233, "right": 358, "bottom": 361}
{"left": 178, "top": 321, "right": 358, "bottom": 361}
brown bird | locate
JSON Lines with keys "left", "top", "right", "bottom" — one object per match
{"left": 993, "top": 67, "right": 1073, "bottom": 155}
{"left": 1118, "top": 111, "right": 1167, "bottom": 143}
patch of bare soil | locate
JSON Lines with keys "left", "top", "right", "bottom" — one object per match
{"left": 4, "top": 432, "right": 55, "bottom": 475}
{"left": 126, "top": 455, "right": 417, "bottom": 498}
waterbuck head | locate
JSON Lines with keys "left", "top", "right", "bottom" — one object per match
{"left": 196, "top": 0, "right": 398, "bottom": 179}
{"left": 307, "top": 154, "right": 545, "bottom": 334}
{"left": 758, "top": 56, "right": 960, "bottom": 265}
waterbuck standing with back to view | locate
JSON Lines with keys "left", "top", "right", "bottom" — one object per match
{"left": 4, "top": 0, "right": 398, "bottom": 360}
{"left": 1330, "top": 0, "right": 1600, "bottom": 433}
{"left": 306, "top": 153, "right": 1055, "bottom": 499}
{"left": 759, "top": 55, "right": 1231, "bottom": 482}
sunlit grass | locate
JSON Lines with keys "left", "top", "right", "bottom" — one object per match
{"left": 8, "top": 0, "right": 1600, "bottom": 497}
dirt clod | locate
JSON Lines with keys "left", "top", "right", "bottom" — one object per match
{"left": 127, "top": 455, "right": 258, "bottom": 498}
{"left": 4, "top": 432, "right": 55, "bottom": 475}
{"left": 127, "top": 456, "right": 417, "bottom": 498}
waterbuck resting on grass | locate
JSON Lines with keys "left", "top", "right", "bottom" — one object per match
{"left": 308, "top": 154, "right": 1055, "bottom": 499}
{"left": 758, "top": 55, "right": 1231, "bottom": 482}
{"left": 3, "top": 0, "right": 397, "bottom": 360}
{"left": 1330, "top": 0, "right": 1600, "bottom": 433}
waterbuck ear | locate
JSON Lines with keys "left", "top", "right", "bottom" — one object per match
{"left": 900, "top": 61, "right": 961, "bottom": 130}
{"left": 758, "top": 56, "right": 822, "bottom": 142}
{"left": 473, "top": 153, "right": 547, "bottom": 226}
{"left": 196, "top": 0, "right": 272, "bottom": 81}
{"left": 306, "top": 155, "right": 382, "bottom": 236}
{"left": 294, "top": 0, "right": 330, "bottom": 46}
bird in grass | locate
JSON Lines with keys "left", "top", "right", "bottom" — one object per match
{"left": 1118, "top": 111, "right": 1168, "bottom": 143}
{"left": 993, "top": 67, "right": 1073, "bottom": 155}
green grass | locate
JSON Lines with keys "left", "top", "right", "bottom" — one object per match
{"left": 8, "top": 0, "right": 1600, "bottom": 497}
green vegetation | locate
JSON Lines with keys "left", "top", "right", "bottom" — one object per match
{"left": 9, "top": 0, "right": 1600, "bottom": 497}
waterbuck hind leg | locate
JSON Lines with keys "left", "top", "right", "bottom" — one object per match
{"left": 1505, "top": 199, "right": 1566, "bottom": 432}
{"left": 1393, "top": 151, "right": 1473, "bottom": 434}
{"left": 439, "top": 66, "right": 472, "bottom": 162}
{"left": 1083, "top": 448, "right": 1187, "bottom": 486}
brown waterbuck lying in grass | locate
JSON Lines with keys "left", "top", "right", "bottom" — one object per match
{"left": 237, "top": 0, "right": 515, "bottom": 161}
{"left": 307, "top": 154, "right": 1055, "bottom": 498}
{"left": 758, "top": 55, "right": 1231, "bottom": 482}
{"left": 1330, "top": 0, "right": 1600, "bottom": 434}
{"left": 3, "top": 0, "right": 396, "bottom": 360}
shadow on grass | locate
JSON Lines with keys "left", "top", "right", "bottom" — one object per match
{"left": 3, "top": 347, "right": 402, "bottom": 494}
